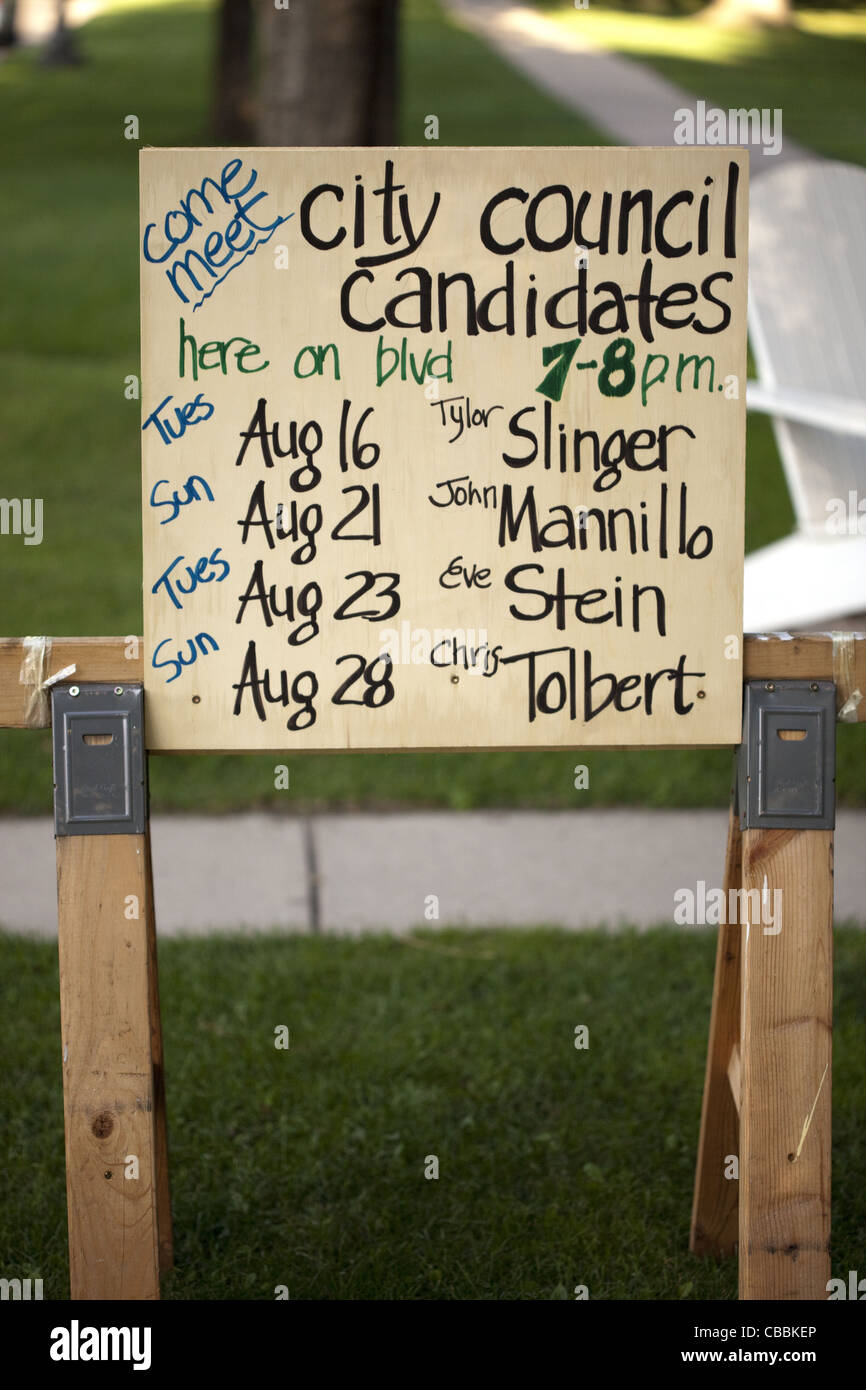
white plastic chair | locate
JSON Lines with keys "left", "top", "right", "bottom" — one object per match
{"left": 744, "top": 157, "right": 866, "bottom": 630}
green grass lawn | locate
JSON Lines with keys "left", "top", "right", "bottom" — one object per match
{"left": 3, "top": 923, "right": 865, "bottom": 1300}
{"left": 533, "top": 3, "right": 866, "bottom": 168}
{"left": 0, "top": 0, "right": 862, "bottom": 813}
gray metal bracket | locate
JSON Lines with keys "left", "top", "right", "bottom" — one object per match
{"left": 52, "top": 683, "right": 147, "bottom": 836}
{"left": 737, "top": 680, "right": 836, "bottom": 830}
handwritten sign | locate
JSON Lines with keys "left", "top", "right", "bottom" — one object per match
{"left": 140, "top": 148, "right": 748, "bottom": 751}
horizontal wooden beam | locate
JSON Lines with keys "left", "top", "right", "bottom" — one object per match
{"left": 743, "top": 631, "right": 865, "bottom": 699}
{"left": 0, "top": 637, "right": 142, "bottom": 729}
{"left": 1, "top": 632, "right": 864, "bottom": 731}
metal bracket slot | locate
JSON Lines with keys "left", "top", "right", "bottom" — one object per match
{"left": 737, "top": 680, "right": 836, "bottom": 830}
{"left": 52, "top": 684, "right": 147, "bottom": 836}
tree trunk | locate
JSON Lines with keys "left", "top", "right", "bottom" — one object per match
{"left": 42, "top": 0, "right": 82, "bottom": 65}
{"left": 258, "top": 0, "right": 399, "bottom": 146}
{"left": 214, "top": 0, "right": 255, "bottom": 143}
{"left": 0, "top": 1, "right": 19, "bottom": 48}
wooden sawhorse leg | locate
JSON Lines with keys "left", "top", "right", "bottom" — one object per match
{"left": 53, "top": 684, "right": 171, "bottom": 1299}
{"left": 144, "top": 833, "right": 174, "bottom": 1275}
{"left": 690, "top": 799, "right": 741, "bottom": 1257}
{"left": 738, "top": 826, "right": 832, "bottom": 1299}
{"left": 692, "top": 680, "right": 835, "bottom": 1300}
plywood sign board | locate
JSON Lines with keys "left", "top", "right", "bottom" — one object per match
{"left": 140, "top": 147, "right": 748, "bottom": 751}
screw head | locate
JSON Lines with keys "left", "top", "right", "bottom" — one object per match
{"left": 810, "top": 682, "right": 819, "bottom": 692}
{"left": 766, "top": 682, "right": 775, "bottom": 692}
{"left": 192, "top": 695, "right": 201, "bottom": 704}
{"left": 696, "top": 689, "right": 706, "bottom": 699}
{"left": 450, "top": 675, "right": 459, "bottom": 685}
{"left": 69, "top": 686, "right": 80, "bottom": 697}
{"left": 114, "top": 686, "right": 123, "bottom": 696}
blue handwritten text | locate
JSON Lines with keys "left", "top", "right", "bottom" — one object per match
{"left": 152, "top": 632, "right": 219, "bottom": 684}
{"left": 152, "top": 547, "right": 230, "bottom": 611}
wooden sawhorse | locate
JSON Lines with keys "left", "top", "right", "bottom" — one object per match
{"left": 52, "top": 678, "right": 171, "bottom": 1300}
{"left": 0, "top": 632, "right": 863, "bottom": 1300}
{"left": 691, "top": 667, "right": 854, "bottom": 1299}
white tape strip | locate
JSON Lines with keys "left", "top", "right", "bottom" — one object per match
{"left": 831, "top": 631, "right": 863, "bottom": 723}
{"left": 18, "top": 637, "right": 77, "bottom": 727}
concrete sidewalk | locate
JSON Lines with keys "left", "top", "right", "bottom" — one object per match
{"left": 445, "top": 0, "right": 808, "bottom": 170}
{"left": 2, "top": 809, "right": 865, "bottom": 937}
